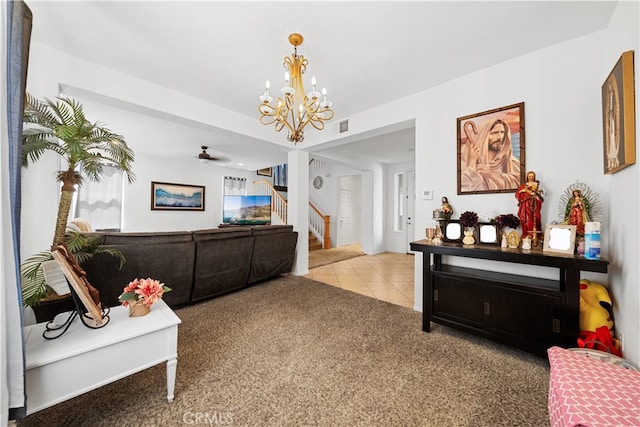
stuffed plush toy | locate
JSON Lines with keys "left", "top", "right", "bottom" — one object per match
{"left": 578, "top": 279, "right": 621, "bottom": 356}
{"left": 579, "top": 279, "right": 613, "bottom": 332}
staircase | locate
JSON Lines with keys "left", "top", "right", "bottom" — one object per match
{"left": 254, "top": 179, "right": 331, "bottom": 250}
{"left": 308, "top": 230, "right": 323, "bottom": 251}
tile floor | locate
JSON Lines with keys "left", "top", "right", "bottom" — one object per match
{"left": 304, "top": 251, "right": 415, "bottom": 309}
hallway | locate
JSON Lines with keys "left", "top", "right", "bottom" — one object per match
{"left": 304, "top": 252, "right": 415, "bottom": 309}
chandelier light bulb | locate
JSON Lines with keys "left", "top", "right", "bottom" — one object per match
{"left": 311, "top": 76, "right": 317, "bottom": 91}
{"left": 320, "top": 88, "right": 333, "bottom": 108}
{"left": 260, "top": 80, "right": 273, "bottom": 103}
{"left": 284, "top": 72, "right": 290, "bottom": 86}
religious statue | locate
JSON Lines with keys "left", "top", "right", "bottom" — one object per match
{"left": 516, "top": 171, "right": 544, "bottom": 245}
{"left": 440, "top": 196, "right": 453, "bottom": 220}
{"left": 565, "top": 189, "right": 590, "bottom": 237}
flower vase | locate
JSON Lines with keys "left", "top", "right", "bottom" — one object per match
{"left": 462, "top": 229, "right": 475, "bottom": 245}
{"left": 128, "top": 300, "right": 150, "bottom": 317}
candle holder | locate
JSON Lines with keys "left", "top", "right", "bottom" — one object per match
{"left": 432, "top": 210, "right": 445, "bottom": 244}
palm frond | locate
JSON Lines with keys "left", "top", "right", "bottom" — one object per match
{"left": 21, "top": 233, "right": 127, "bottom": 306}
{"left": 20, "top": 251, "right": 55, "bottom": 306}
{"left": 24, "top": 93, "right": 61, "bottom": 128}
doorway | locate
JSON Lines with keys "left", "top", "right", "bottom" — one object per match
{"left": 337, "top": 175, "right": 361, "bottom": 247}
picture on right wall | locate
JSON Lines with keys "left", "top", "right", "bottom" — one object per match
{"left": 602, "top": 50, "right": 636, "bottom": 174}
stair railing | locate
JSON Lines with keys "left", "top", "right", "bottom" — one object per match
{"left": 253, "top": 180, "right": 287, "bottom": 224}
{"left": 254, "top": 180, "right": 331, "bottom": 249}
{"left": 309, "top": 202, "right": 331, "bottom": 249}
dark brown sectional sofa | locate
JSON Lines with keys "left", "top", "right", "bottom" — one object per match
{"left": 80, "top": 225, "right": 298, "bottom": 309}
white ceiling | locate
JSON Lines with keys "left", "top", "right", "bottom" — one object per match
{"left": 26, "top": 1, "right": 617, "bottom": 170}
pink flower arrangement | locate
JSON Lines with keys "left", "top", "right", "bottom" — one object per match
{"left": 118, "top": 278, "right": 172, "bottom": 308}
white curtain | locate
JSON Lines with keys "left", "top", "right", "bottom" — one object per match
{"left": 74, "top": 165, "right": 123, "bottom": 231}
{"left": 2, "top": 0, "right": 31, "bottom": 421}
{"left": 223, "top": 176, "right": 246, "bottom": 195}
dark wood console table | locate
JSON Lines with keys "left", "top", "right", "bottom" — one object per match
{"left": 410, "top": 240, "right": 609, "bottom": 356}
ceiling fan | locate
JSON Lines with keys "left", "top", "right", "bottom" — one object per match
{"left": 198, "top": 146, "right": 220, "bottom": 162}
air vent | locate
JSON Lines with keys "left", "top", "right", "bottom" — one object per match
{"left": 339, "top": 119, "right": 349, "bottom": 133}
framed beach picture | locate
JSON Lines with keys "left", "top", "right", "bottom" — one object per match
{"left": 457, "top": 102, "right": 526, "bottom": 195}
{"left": 151, "top": 181, "right": 205, "bottom": 211}
{"left": 602, "top": 50, "right": 636, "bottom": 175}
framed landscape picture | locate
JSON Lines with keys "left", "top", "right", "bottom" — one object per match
{"left": 151, "top": 181, "right": 205, "bottom": 211}
{"left": 602, "top": 50, "right": 636, "bottom": 174}
{"left": 457, "top": 102, "right": 525, "bottom": 195}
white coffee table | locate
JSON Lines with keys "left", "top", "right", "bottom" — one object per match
{"left": 23, "top": 299, "right": 181, "bottom": 415}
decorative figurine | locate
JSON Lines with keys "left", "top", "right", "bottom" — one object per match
{"left": 462, "top": 229, "right": 475, "bottom": 245}
{"left": 440, "top": 196, "right": 453, "bottom": 220}
{"left": 507, "top": 230, "right": 520, "bottom": 249}
{"left": 558, "top": 181, "right": 603, "bottom": 253}
{"left": 516, "top": 170, "right": 544, "bottom": 246}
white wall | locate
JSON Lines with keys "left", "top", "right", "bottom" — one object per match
{"left": 602, "top": 0, "right": 640, "bottom": 364}
{"left": 122, "top": 154, "right": 260, "bottom": 232}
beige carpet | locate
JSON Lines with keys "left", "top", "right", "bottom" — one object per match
{"left": 17, "top": 275, "right": 550, "bottom": 427}
{"left": 308, "top": 243, "right": 365, "bottom": 269}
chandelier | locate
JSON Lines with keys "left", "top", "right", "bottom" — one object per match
{"left": 258, "top": 33, "right": 334, "bottom": 144}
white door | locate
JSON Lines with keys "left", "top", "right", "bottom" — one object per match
{"left": 406, "top": 170, "right": 416, "bottom": 253}
{"left": 337, "top": 188, "right": 355, "bottom": 246}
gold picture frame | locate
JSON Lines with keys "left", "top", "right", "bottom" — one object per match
{"left": 457, "top": 102, "right": 525, "bottom": 195}
{"left": 602, "top": 50, "right": 636, "bottom": 174}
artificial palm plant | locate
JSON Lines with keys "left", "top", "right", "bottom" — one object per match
{"left": 21, "top": 93, "right": 135, "bottom": 307}
{"left": 22, "top": 93, "right": 135, "bottom": 246}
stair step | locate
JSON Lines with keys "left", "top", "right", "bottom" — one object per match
{"left": 309, "top": 230, "right": 322, "bottom": 250}
{"left": 309, "top": 241, "right": 323, "bottom": 251}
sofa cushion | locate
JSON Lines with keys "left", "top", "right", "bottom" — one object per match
{"left": 248, "top": 227, "right": 298, "bottom": 284}
{"left": 103, "top": 231, "right": 192, "bottom": 245}
{"left": 191, "top": 235, "right": 254, "bottom": 302}
{"left": 82, "top": 241, "right": 195, "bottom": 308}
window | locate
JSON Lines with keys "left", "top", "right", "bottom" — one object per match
{"left": 73, "top": 165, "right": 124, "bottom": 231}
{"left": 223, "top": 176, "right": 247, "bottom": 195}
{"left": 394, "top": 172, "right": 404, "bottom": 232}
